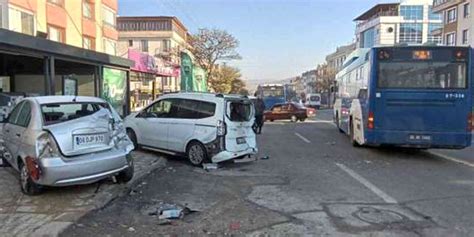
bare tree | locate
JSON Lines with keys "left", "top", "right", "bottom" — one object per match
{"left": 316, "top": 64, "right": 337, "bottom": 107}
{"left": 188, "top": 28, "right": 241, "bottom": 89}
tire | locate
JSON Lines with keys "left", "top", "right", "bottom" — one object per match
{"left": 270, "top": 119, "right": 274, "bottom": 122}
{"left": 350, "top": 120, "right": 360, "bottom": 147}
{"left": 116, "top": 154, "right": 134, "bottom": 183}
{"left": 186, "top": 141, "right": 209, "bottom": 166}
{"left": 299, "top": 118, "right": 306, "bottom": 122}
{"left": 126, "top": 129, "right": 138, "bottom": 150}
{"left": 290, "top": 115, "right": 298, "bottom": 123}
{"left": 19, "top": 161, "right": 42, "bottom": 195}
{"left": 335, "top": 114, "right": 344, "bottom": 133}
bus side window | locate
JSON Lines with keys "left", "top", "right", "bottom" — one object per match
{"left": 358, "top": 89, "right": 368, "bottom": 100}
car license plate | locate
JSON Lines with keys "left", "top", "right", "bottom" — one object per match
{"left": 75, "top": 134, "right": 106, "bottom": 148}
{"left": 236, "top": 137, "right": 246, "bottom": 144}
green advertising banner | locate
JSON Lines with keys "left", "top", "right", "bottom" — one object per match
{"left": 102, "top": 68, "right": 127, "bottom": 116}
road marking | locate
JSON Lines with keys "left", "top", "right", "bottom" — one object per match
{"left": 429, "top": 152, "right": 474, "bottom": 169}
{"left": 313, "top": 120, "right": 338, "bottom": 127}
{"left": 336, "top": 163, "right": 398, "bottom": 204}
{"left": 294, "top": 132, "right": 311, "bottom": 143}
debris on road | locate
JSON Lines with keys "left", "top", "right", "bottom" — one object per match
{"left": 203, "top": 163, "right": 219, "bottom": 171}
{"left": 229, "top": 221, "right": 241, "bottom": 231}
{"left": 127, "top": 227, "right": 135, "bottom": 232}
{"left": 260, "top": 156, "right": 270, "bottom": 160}
{"left": 146, "top": 202, "right": 198, "bottom": 220}
{"left": 325, "top": 141, "right": 336, "bottom": 146}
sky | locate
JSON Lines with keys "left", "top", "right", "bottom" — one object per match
{"left": 118, "top": 0, "right": 394, "bottom": 82}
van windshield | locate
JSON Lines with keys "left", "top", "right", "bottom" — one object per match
{"left": 227, "top": 100, "right": 253, "bottom": 122}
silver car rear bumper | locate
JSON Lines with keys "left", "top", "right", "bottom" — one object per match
{"left": 37, "top": 149, "right": 130, "bottom": 186}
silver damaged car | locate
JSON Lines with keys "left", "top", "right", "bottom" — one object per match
{"left": 0, "top": 96, "right": 134, "bottom": 195}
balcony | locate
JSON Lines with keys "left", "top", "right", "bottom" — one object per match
{"left": 432, "top": 0, "right": 466, "bottom": 13}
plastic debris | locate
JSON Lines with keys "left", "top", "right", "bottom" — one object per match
{"left": 159, "top": 209, "right": 184, "bottom": 219}
{"left": 260, "top": 156, "right": 270, "bottom": 160}
{"left": 202, "top": 163, "right": 218, "bottom": 171}
{"left": 127, "top": 227, "right": 135, "bottom": 232}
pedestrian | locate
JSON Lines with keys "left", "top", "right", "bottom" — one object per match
{"left": 254, "top": 97, "right": 266, "bottom": 134}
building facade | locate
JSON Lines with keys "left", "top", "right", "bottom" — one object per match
{"left": 355, "top": 0, "right": 443, "bottom": 48}
{"left": 301, "top": 70, "right": 317, "bottom": 95}
{"left": 432, "top": 0, "right": 472, "bottom": 46}
{"left": 325, "top": 43, "right": 356, "bottom": 73}
{"left": 0, "top": 0, "right": 118, "bottom": 55}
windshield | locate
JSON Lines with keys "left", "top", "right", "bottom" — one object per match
{"left": 42, "top": 102, "right": 109, "bottom": 126}
{"left": 378, "top": 62, "right": 467, "bottom": 89}
{"left": 262, "top": 87, "right": 284, "bottom": 97}
{"left": 310, "top": 96, "right": 320, "bottom": 101}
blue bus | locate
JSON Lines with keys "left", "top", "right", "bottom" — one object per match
{"left": 334, "top": 46, "right": 473, "bottom": 149}
{"left": 256, "top": 84, "right": 287, "bottom": 110}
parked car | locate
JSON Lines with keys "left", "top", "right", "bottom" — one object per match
{"left": 264, "top": 102, "right": 315, "bottom": 122}
{"left": 0, "top": 96, "right": 135, "bottom": 195}
{"left": 124, "top": 93, "right": 258, "bottom": 166}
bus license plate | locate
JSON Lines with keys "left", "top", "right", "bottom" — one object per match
{"left": 236, "top": 137, "right": 246, "bottom": 144}
{"left": 409, "top": 135, "right": 431, "bottom": 141}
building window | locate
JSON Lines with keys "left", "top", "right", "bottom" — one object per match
{"left": 446, "top": 8, "right": 457, "bottom": 23}
{"left": 464, "top": 3, "right": 470, "bottom": 18}
{"left": 162, "top": 39, "right": 171, "bottom": 51}
{"left": 8, "top": 7, "right": 34, "bottom": 35}
{"left": 83, "top": 1, "right": 94, "bottom": 19}
{"left": 446, "top": 33, "right": 456, "bottom": 46}
{"left": 103, "top": 38, "right": 117, "bottom": 55}
{"left": 128, "top": 40, "right": 133, "bottom": 47}
{"left": 140, "top": 40, "right": 148, "bottom": 52}
{"left": 462, "top": 30, "right": 469, "bottom": 45}
{"left": 400, "top": 23, "right": 423, "bottom": 44}
{"left": 102, "top": 5, "right": 116, "bottom": 27}
{"left": 400, "top": 5, "right": 423, "bottom": 20}
{"left": 361, "top": 28, "right": 375, "bottom": 48}
{"left": 48, "top": 25, "right": 64, "bottom": 43}
{"left": 428, "top": 23, "right": 443, "bottom": 43}
{"left": 83, "top": 36, "right": 95, "bottom": 50}
{"left": 47, "top": 0, "right": 64, "bottom": 7}
{"left": 428, "top": 6, "right": 442, "bottom": 20}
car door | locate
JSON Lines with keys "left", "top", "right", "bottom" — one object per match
{"left": 2, "top": 101, "right": 24, "bottom": 165}
{"left": 134, "top": 99, "right": 171, "bottom": 149}
{"left": 3, "top": 101, "right": 31, "bottom": 167}
{"left": 281, "top": 104, "right": 291, "bottom": 119}
{"left": 166, "top": 99, "right": 197, "bottom": 153}
{"left": 269, "top": 105, "right": 282, "bottom": 120}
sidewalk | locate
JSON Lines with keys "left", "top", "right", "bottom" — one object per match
{"left": 0, "top": 151, "right": 166, "bottom": 237}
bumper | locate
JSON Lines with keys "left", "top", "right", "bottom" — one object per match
{"left": 365, "top": 130, "right": 472, "bottom": 149}
{"left": 211, "top": 147, "right": 258, "bottom": 163}
{"left": 36, "top": 149, "right": 131, "bottom": 186}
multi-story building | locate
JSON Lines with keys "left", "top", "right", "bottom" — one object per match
{"left": 117, "top": 16, "right": 190, "bottom": 110}
{"left": 0, "top": 0, "right": 119, "bottom": 55}
{"left": 432, "top": 0, "right": 472, "bottom": 46}
{"left": 325, "top": 43, "right": 356, "bottom": 73}
{"left": 354, "top": 0, "right": 443, "bottom": 48}
{"left": 301, "top": 70, "right": 317, "bottom": 95}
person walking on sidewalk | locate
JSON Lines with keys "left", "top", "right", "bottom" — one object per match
{"left": 254, "top": 97, "right": 266, "bottom": 134}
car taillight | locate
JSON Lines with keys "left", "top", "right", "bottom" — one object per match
{"left": 342, "top": 108, "right": 349, "bottom": 115}
{"left": 217, "top": 120, "right": 227, "bottom": 136}
{"left": 367, "top": 112, "right": 374, "bottom": 129}
{"left": 468, "top": 112, "right": 474, "bottom": 131}
{"left": 36, "top": 132, "right": 60, "bottom": 159}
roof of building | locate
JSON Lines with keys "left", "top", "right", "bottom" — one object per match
{"left": 354, "top": 3, "right": 399, "bottom": 21}
{"left": 0, "top": 29, "right": 133, "bottom": 68}
{"left": 117, "top": 16, "right": 188, "bottom": 32}
{"left": 325, "top": 43, "right": 356, "bottom": 61}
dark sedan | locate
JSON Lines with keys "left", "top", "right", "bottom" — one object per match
{"left": 264, "top": 102, "right": 315, "bottom": 122}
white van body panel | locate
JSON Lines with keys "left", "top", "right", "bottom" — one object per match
{"left": 305, "top": 93, "right": 321, "bottom": 107}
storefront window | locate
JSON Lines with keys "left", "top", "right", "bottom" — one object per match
{"left": 130, "top": 71, "right": 155, "bottom": 112}
{"left": 0, "top": 53, "right": 46, "bottom": 96}
{"left": 53, "top": 59, "right": 96, "bottom": 97}
{"left": 102, "top": 67, "right": 127, "bottom": 116}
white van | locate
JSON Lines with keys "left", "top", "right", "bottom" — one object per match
{"left": 124, "top": 93, "right": 258, "bottom": 165}
{"left": 305, "top": 93, "right": 321, "bottom": 109}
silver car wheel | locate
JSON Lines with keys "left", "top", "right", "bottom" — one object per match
{"left": 188, "top": 145, "right": 204, "bottom": 165}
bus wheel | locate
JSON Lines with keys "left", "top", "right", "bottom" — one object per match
{"left": 350, "top": 121, "right": 360, "bottom": 147}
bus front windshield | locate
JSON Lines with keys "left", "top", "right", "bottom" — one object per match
{"left": 378, "top": 62, "right": 467, "bottom": 89}
{"left": 262, "top": 87, "right": 284, "bottom": 97}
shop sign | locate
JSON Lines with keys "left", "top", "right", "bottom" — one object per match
{"left": 128, "top": 49, "right": 157, "bottom": 74}
{"left": 102, "top": 68, "right": 127, "bottom": 116}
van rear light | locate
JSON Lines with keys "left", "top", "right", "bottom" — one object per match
{"left": 367, "top": 112, "right": 374, "bottom": 129}
{"left": 217, "top": 120, "right": 227, "bottom": 136}
{"left": 468, "top": 113, "right": 474, "bottom": 131}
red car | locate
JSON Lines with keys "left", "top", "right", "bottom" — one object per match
{"left": 264, "top": 102, "right": 316, "bottom": 122}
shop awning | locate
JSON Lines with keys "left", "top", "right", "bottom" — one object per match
{"left": 0, "top": 29, "right": 133, "bottom": 69}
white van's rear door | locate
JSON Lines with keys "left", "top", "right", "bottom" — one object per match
{"left": 224, "top": 99, "right": 256, "bottom": 153}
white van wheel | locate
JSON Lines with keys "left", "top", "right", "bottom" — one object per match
{"left": 187, "top": 142, "right": 209, "bottom": 166}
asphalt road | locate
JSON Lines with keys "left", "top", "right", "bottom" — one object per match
{"left": 63, "top": 110, "right": 474, "bottom": 236}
